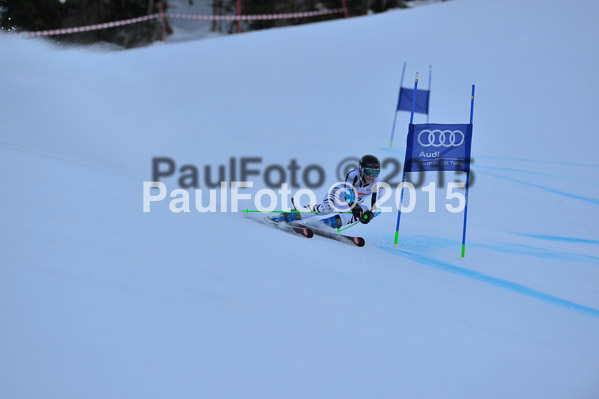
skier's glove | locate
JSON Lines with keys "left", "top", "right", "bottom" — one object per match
{"left": 360, "top": 210, "right": 374, "bottom": 224}
{"left": 351, "top": 206, "right": 364, "bottom": 220}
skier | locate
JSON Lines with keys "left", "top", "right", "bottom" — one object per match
{"left": 273, "top": 154, "right": 384, "bottom": 229}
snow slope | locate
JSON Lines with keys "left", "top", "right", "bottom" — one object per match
{"left": 1, "top": 0, "right": 599, "bottom": 397}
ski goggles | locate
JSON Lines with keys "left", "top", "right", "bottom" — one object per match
{"left": 362, "top": 167, "right": 380, "bottom": 177}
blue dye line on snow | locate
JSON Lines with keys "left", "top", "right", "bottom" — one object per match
{"left": 470, "top": 241, "right": 599, "bottom": 265}
{"left": 474, "top": 165, "right": 596, "bottom": 184}
{"left": 514, "top": 233, "right": 599, "bottom": 245}
{"left": 475, "top": 155, "right": 599, "bottom": 169}
{"left": 395, "top": 233, "right": 599, "bottom": 264}
{"left": 379, "top": 246, "right": 599, "bottom": 318}
{"left": 478, "top": 170, "right": 599, "bottom": 205}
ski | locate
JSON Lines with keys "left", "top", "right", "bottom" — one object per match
{"left": 247, "top": 215, "right": 363, "bottom": 246}
{"left": 290, "top": 197, "right": 365, "bottom": 247}
{"left": 264, "top": 217, "right": 314, "bottom": 238}
{"left": 290, "top": 222, "right": 365, "bottom": 247}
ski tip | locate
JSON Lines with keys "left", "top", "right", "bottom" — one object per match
{"left": 353, "top": 237, "right": 365, "bottom": 247}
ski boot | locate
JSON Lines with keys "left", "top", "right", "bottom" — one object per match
{"left": 269, "top": 197, "right": 306, "bottom": 223}
{"left": 319, "top": 215, "right": 342, "bottom": 229}
{"left": 270, "top": 211, "right": 302, "bottom": 224}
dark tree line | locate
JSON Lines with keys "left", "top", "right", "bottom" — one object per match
{"left": 0, "top": 0, "right": 418, "bottom": 47}
{"left": 211, "top": 0, "right": 410, "bottom": 34}
{"left": 0, "top": 0, "right": 171, "bottom": 48}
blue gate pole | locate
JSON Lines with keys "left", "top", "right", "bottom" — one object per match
{"left": 427, "top": 65, "right": 432, "bottom": 123}
{"left": 394, "top": 72, "right": 419, "bottom": 249}
{"left": 461, "top": 84, "right": 475, "bottom": 257}
{"left": 389, "top": 62, "right": 407, "bottom": 149}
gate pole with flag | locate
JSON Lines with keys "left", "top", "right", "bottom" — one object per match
{"left": 461, "top": 84, "right": 475, "bottom": 257}
{"left": 388, "top": 62, "right": 407, "bottom": 149}
{"left": 427, "top": 65, "right": 432, "bottom": 123}
{"left": 394, "top": 73, "right": 419, "bottom": 249}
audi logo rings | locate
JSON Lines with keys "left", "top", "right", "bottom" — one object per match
{"left": 417, "top": 129, "right": 465, "bottom": 147}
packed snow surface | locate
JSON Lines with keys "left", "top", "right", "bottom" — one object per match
{"left": 1, "top": 0, "right": 598, "bottom": 397}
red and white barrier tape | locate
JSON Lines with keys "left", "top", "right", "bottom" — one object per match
{"left": 167, "top": 8, "right": 344, "bottom": 21}
{"left": 23, "top": 14, "right": 160, "bottom": 38}
{"left": 20, "top": 9, "right": 343, "bottom": 38}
